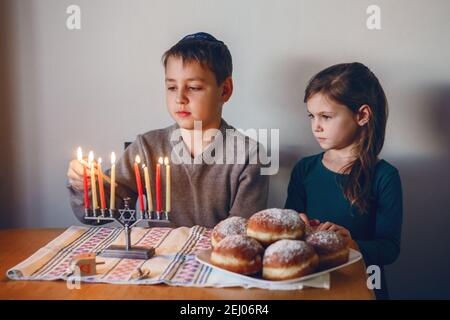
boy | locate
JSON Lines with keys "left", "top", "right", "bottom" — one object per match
{"left": 67, "top": 32, "right": 269, "bottom": 228}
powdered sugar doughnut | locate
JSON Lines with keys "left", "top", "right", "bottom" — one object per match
{"left": 210, "top": 235, "right": 264, "bottom": 275}
{"left": 211, "top": 216, "right": 247, "bottom": 248}
{"left": 247, "top": 208, "right": 305, "bottom": 246}
{"left": 305, "top": 230, "right": 349, "bottom": 269}
{"left": 262, "top": 240, "right": 319, "bottom": 280}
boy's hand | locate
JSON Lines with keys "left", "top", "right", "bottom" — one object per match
{"left": 67, "top": 159, "right": 93, "bottom": 191}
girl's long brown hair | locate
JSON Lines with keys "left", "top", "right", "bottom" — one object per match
{"left": 304, "top": 62, "right": 388, "bottom": 214}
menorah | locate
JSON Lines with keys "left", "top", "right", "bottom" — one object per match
{"left": 84, "top": 197, "right": 170, "bottom": 260}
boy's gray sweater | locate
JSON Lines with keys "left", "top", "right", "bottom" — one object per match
{"left": 68, "top": 119, "right": 269, "bottom": 228}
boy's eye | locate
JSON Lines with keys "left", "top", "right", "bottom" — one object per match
{"left": 322, "top": 115, "right": 332, "bottom": 120}
{"left": 167, "top": 87, "right": 176, "bottom": 91}
{"left": 188, "top": 87, "right": 202, "bottom": 91}
{"left": 307, "top": 114, "right": 314, "bottom": 119}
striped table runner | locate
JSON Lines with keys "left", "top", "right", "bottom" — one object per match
{"left": 7, "top": 226, "right": 329, "bottom": 290}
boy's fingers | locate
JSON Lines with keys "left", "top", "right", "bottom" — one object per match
{"left": 72, "top": 183, "right": 84, "bottom": 191}
{"left": 68, "top": 170, "right": 90, "bottom": 183}
{"left": 67, "top": 160, "right": 91, "bottom": 190}
{"left": 68, "top": 177, "right": 84, "bottom": 191}
{"left": 68, "top": 165, "right": 85, "bottom": 181}
{"left": 73, "top": 165, "right": 85, "bottom": 177}
{"left": 68, "top": 173, "right": 86, "bottom": 188}
{"left": 69, "top": 159, "right": 85, "bottom": 176}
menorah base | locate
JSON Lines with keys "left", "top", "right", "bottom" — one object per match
{"left": 100, "top": 245, "right": 155, "bottom": 260}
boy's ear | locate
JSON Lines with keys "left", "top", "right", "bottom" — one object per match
{"left": 220, "top": 77, "right": 233, "bottom": 102}
{"left": 357, "top": 104, "right": 372, "bottom": 126}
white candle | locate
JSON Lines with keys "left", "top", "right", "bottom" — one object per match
{"left": 143, "top": 164, "right": 153, "bottom": 212}
{"left": 164, "top": 156, "right": 170, "bottom": 213}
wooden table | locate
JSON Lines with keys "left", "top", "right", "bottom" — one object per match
{"left": 0, "top": 228, "right": 374, "bottom": 300}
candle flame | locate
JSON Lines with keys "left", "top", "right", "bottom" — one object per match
{"left": 111, "top": 152, "right": 116, "bottom": 164}
{"left": 135, "top": 155, "right": 141, "bottom": 164}
{"left": 158, "top": 157, "right": 163, "bottom": 165}
{"left": 98, "top": 157, "right": 102, "bottom": 164}
{"left": 164, "top": 157, "right": 169, "bottom": 165}
{"left": 77, "top": 147, "right": 82, "bottom": 161}
{"left": 88, "top": 151, "right": 94, "bottom": 164}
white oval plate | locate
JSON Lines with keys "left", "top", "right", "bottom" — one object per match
{"left": 196, "top": 248, "right": 362, "bottom": 284}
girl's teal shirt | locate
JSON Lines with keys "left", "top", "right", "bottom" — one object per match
{"left": 285, "top": 152, "right": 403, "bottom": 267}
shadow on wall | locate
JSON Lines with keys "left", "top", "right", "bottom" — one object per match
{"left": 0, "top": 0, "right": 18, "bottom": 228}
{"left": 0, "top": 1, "right": 42, "bottom": 228}
{"left": 266, "top": 57, "right": 325, "bottom": 209}
{"left": 385, "top": 85, "right": 450, "bottom": 299}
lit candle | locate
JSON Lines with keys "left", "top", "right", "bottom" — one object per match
{"left": 143, "top": 164, "right": 153, "bottom": 212}
{"left": 110, "top": 152, "right": 116, "bottom": 210}
{"left": 164, "top": 157, "right": 171, "bottom": 213}
{"left": 97, "top": 158, "right": 106, "bottom": 210}
{"left": 156, "top": 157, "right": 163, "bottom": 212}
{"left": 88, "top": 151, "right": 98, "bottom": 210}
{"left": 134, "top": 155, "right": 145, "bottom": 212}
{"left": 77, "top": 147, "right": 90, "bottom": 209}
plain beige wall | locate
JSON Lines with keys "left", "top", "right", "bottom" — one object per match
{"left": 1, "top": 0, "right": 450, "bottom": 298}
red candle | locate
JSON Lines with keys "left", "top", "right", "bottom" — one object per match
{"left": 83, "top": 166, "right": 90, "bottom": 209}
{"left": 77, "top": 147, "right": 90, "bottom": 209}
{"left": 134, "top": 155, "right": 145, "bottom": 212}
{"left": 97, "top": 157, "right": 106, "bottom": 209}
{"left": 156, "top": 157, "right": 163, "bottom": 212}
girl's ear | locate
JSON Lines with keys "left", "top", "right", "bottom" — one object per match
{"left": 357, "top": 104, "right": 372, "bottom": 126}
{"left": 220, "top": 77, "right": 233, "bottom": 102}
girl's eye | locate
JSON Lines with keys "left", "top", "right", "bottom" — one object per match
{"left": 188, "top": 87, "right": 202, "bottom": 91}
{"left": 167, "top": 87, "right": 176, "bottom": 91}
{"left": 322, "top": 115, "right": 331, "bottom": 120}
{"left": 308, "top": 114, "right": 314, "bottom": 119}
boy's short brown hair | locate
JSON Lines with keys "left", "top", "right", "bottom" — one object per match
{"left": 162, "top": 32, "right": 233, "bottom": 85}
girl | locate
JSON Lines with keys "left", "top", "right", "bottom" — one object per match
{"left": 285, "top": 62, "right": 403, "bottom": 299}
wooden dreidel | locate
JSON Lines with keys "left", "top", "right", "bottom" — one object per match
{"left": 69, "top": 253, "right": 104, "bottom": 276}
